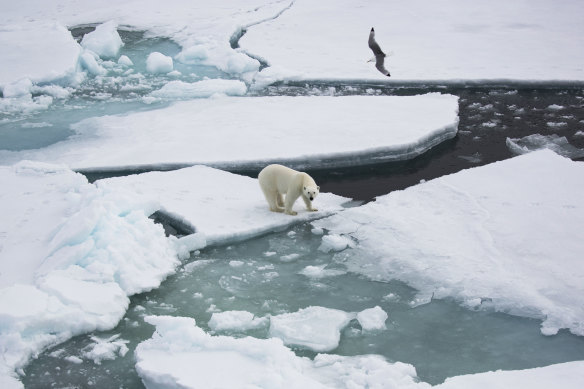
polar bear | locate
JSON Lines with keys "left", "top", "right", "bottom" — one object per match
{"left": 258, "top": 164, "right": 319, "bottom": 216}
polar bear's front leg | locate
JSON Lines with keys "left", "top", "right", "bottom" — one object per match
{"left": 284, "top": 189, "right": 299, "bottom": 216}
{"left": 302, "top": 195, "right": 318, "bottom": 212}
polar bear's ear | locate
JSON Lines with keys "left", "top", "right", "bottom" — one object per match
{"left": 317, "top": 186, "right": 320, "bottom": 190}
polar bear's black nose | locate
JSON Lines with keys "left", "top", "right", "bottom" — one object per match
{"left": 310, "top": 196, "right": 314, "bottom": 201}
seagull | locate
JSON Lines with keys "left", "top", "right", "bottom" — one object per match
{"left": 368, "top": 27, "right": 391, "bottom": 77}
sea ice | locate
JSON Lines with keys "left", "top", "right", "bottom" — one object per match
{"left": 146, "top": 52, "right": 174, "bottom": 74}
{"left": 80, "top": 334, "right": 129, "bottom": 365}
{"left": 313, "top": 150, "right": 584, "bottom": 336}
{"left": 269, "top": 306, "right": 356, "bottom": 352}
{"left": 434, "top": 361, "right": 584, "bottom": 389}
{"left": 0, "top": 22, "right": 81, "bottom": 90}
{"left": 147, "top": 79, "right": 247, "bottom": 100}
{"left": 80, "top": 21, "right": 124, "bottom": 59}
{"left": 298, "top": 265, "right": 347, "bottom": 279}
{"left": 136, "top": 315, "right": 429, "bottom": 389}
{"left": 318, "top": 234, "right": 355, "bottom": 253}
{"left": 506, "top": 134, "right": 584, "bottom": 159}
{"left": 208, "top": 310, "right": 269, "bottom": 332}
{"left": 0, "top": 94, "right": 459, "bottom": 170}
{"left": 0, "top": 161, "right": 178, "bottom": 387}
{"left": 98, "top": 165, "right": 350, "bottom": 246}
{"left": 357, "top": 306, "right": 388, "bottom": 331}
{"left": 241, "top": 0, "right": 584, "bottom": 83}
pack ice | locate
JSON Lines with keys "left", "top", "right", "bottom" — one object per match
{"left": 0, "top": 162, "right": 179, "bottom": 387}
{"left": 0, "top": 94, "right": 459, "bottom": 170}
{"left": 136, "top": 314, "right": 584, "bottom": 389}
{"left": 313, "top": 150, "right": 584, "bottom": 336}
{"left": 98, "top": 165, "right": 350, "bottom": 248}
{"left": 241, "top": 0, "right": 584, "bottom": 83}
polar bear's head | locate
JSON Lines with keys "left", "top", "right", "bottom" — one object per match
{"left": 303, "top": 185, "right": 320, "bottom": 201}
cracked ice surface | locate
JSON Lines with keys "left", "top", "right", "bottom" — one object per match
{"left": 241, "top": 0, "right": 584, "bottom": 83}
{"left": 313, "top": 150, "right": 584, "bottom": 336}
{"left": 98, "top": 165, "right": 350, "bottom": 248}
{"left": 0, "top": 93, "right": 459, "bottom": 170}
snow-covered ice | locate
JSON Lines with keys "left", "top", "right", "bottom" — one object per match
{"left": 507, "top": 134, "right": 584, "bottom": 159}
{"left": 0, "top": 94, "right": 459, "bottom": 170}
{"left": 434, "top": 361, "right": 584, "bottom": 389}
{"left": 313, "top": 150, "right": 584, "bottom": 336}
{"left": 241, "top": 0, "right": 584, "bottom": 83}
{"left": 269, "top": 306, "right": 355, "bottom": 352}
{"left": 136, "top": 315, "right": 429, "bottom": 389}
{"left": 298, "top": 265, "right": 347, "bottom": 279}
{"left": 208, "top": 310, "right": 268, "bottom": 332}
{"left": 99, "top": 165, "right": 350, "bottom": 247}
{"left": 0, "top": 162, "right": 178, "bottom": 387}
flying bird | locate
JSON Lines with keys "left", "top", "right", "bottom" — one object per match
{"left": 368, "top": 27, "right": 391, "bottom": 77}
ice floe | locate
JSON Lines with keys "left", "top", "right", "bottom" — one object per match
{"left": 357, "top": 306, "right": 388, "bottom": 331}
{"left": 269, "top": 306, "right": 356, "bottom": 352}
{"left": 241, "top": 0, "right": 584, "bottom": 83}
{"left": 98, "top": 165, "right": 350, "bottom": 247}
{"left": 80, "top": 21, "right": 124, "bottom": 59}
{"left": 507, "top": 134, "right": 584, "bottom": 159}
{"left": 313, "top": 150, "right": 584, "bottom": 336}
{"left": 136, "top": 315, "right": 429, "bottom": 389}
{"left": 434, "top": 361, "right": 584, "bottom": 389}
{"left": 0, "top": 93, "right": 459, "bottom": 170}
{"left": 0, "top": 161, "right": 178, "bottom": 387}
{"left": 208, "top": 310, "right": 269, "bottom": 332}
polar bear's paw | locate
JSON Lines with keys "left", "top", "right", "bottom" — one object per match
{"left": 285, "top": 210, "right": 298, "bottom": 216}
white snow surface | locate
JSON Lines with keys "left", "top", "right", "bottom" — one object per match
{"left": 313, "top": 150, "right": 584, "bottom": 336}
{"left": 98, "top": 165, "right": 350, "bottom": 247}
{"left": 0, "top": 161, "right": 178, "bottom": 388}
{"left": 136, "top": 315, "right": 429, "bottom": 389}
{"left": 0, "top": 94, "right": 459, "bottom": 170}
{"left": 434, "top": 361, "right": 584, "bottom": 389}
{"left": 241, "top": 0, "right": 584, "bottom": 83}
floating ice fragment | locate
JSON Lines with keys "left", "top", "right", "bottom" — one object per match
{"left": 117, "top": 55, "right": 133, "bottom": 67}
{"left": 208, "top": 310, "right": 268, "bottom": 332}
{"left": 357, "top": 306, "right": 388, "bottom": 331}
{"left": 269, "top": 306, "right": 355, "bottom": 352}
{"left": 146, "top": 52, "right": 173, "bottom": 74}
{"left": 506, "top": 134, "right": 584, "bottom": 158}
{"left": 80, "top": 21, "right": 124, "bottom": 58}
{"left": 148, "top": 79, "right": 247, "bottom": 99}
{"left": 318, "top": 234, "right": 355, "bottom": 253}
{"left": 299, "top": 265, "right": 347, "bottom": 279}
{"left": 81, "top": 335, "right": 129, "bottom": 365}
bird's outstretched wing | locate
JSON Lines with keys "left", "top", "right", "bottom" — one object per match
{"left": 368, "top": 27, "right": 391, "bottom": 77}
{"left": 368, "top": 27, "right": 385, "bottom": 57}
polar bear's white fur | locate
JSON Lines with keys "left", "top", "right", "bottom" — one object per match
{"left": 258, "top": 164, "right": 320, "bottom": 216}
